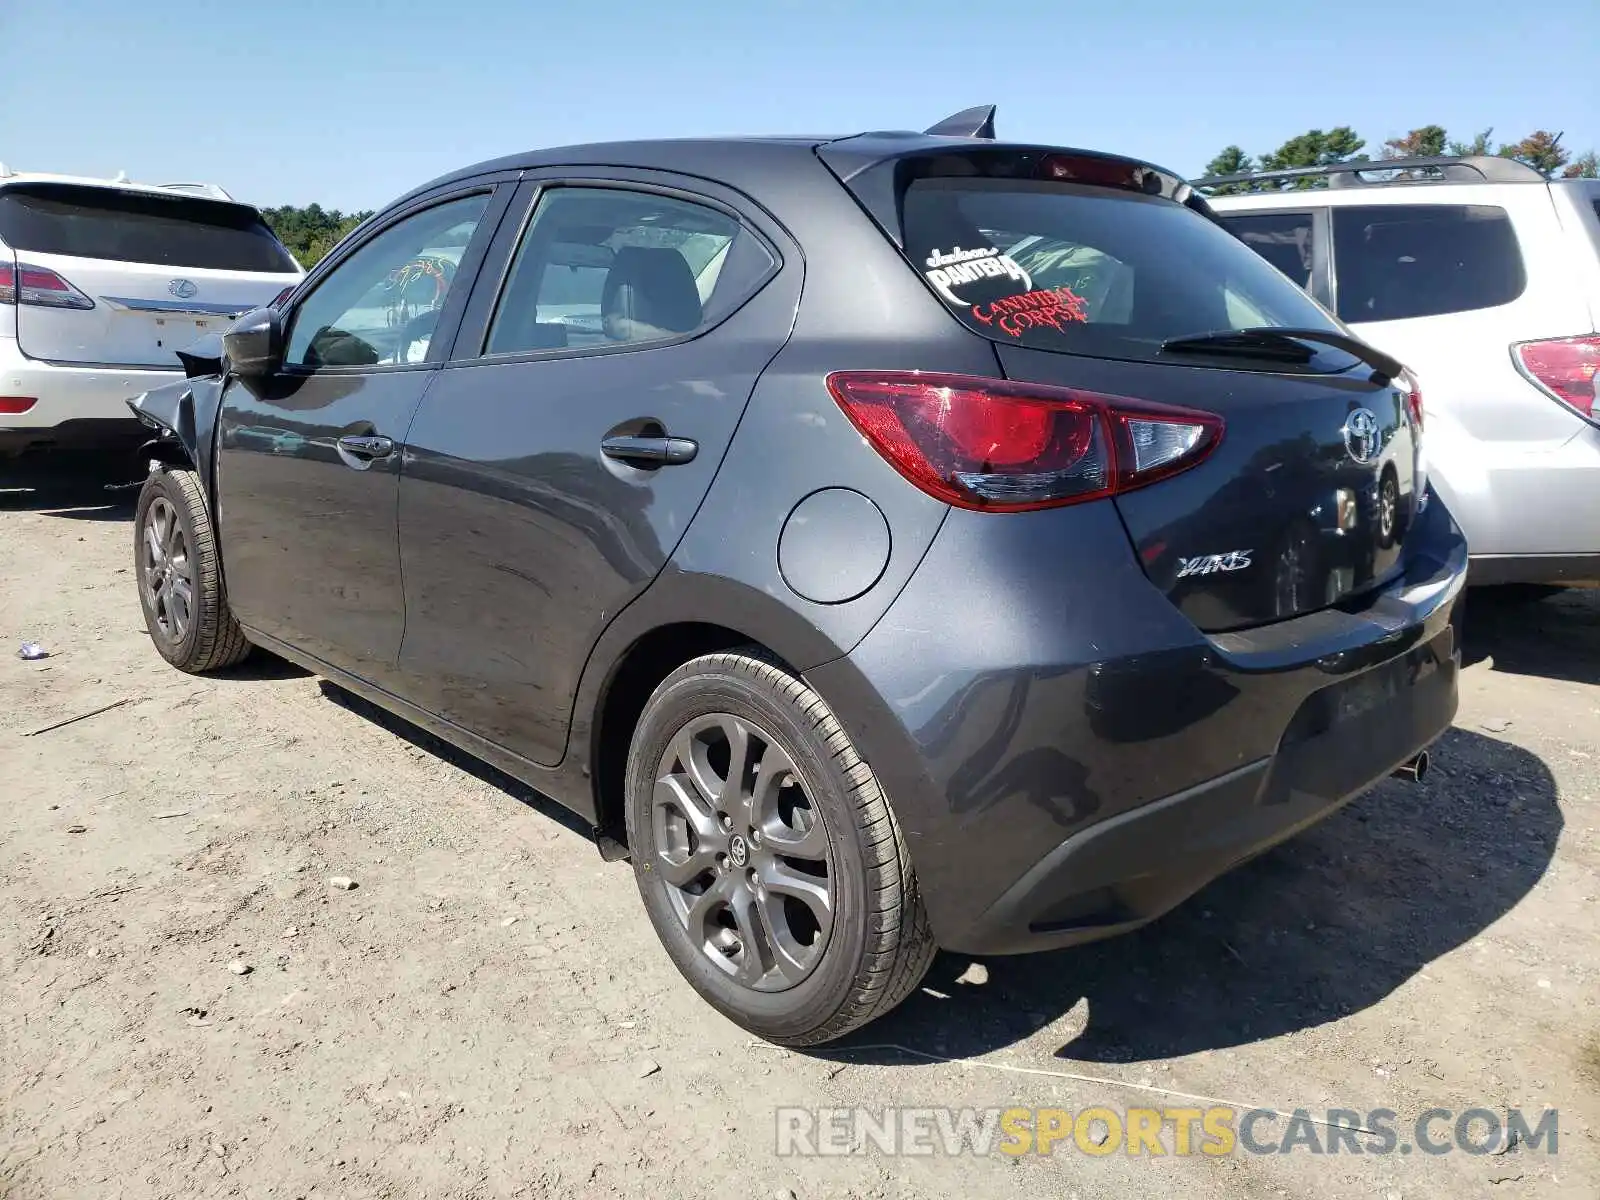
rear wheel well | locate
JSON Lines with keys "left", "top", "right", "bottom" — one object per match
{"left": 592, "top": 623, "right": 789, "bottom": 853}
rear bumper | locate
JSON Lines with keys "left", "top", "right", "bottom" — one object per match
{"left": 808, "top": 487, "right": 1468, "bottom": 956}
{"left": 0, "top": 417, "right": 150, "bottom": 460}
{"left": 956, "top": 622, "right": 1457, "bottom": 953}
{"left": 0, "top": 345, "right": 177, "bottom": 456}
{"left": 1430, "top": 417, "right": 1600, "bottom": 558}
{"left": 1468, "top": 553, "right": 1600, "bottom": 586}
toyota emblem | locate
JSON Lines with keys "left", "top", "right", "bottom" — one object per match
{"left": 168, "top": 278, "right": 199, "bottom": 300}
{"left": 1343, "top": 408, "right": 1381, "bottom": 465}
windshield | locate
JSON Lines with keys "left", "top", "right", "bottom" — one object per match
{"left": 901, "top": 178, "right": 1343, "bottom": 366}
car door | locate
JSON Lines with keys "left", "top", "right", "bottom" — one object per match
{"left": 215, "top": 182, "right": 510, "bottom": 685}
{"left": 393, "top": 172, "right": 797, "bottom": 766}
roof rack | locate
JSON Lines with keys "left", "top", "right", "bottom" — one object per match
{"left": 1194, "top": 154, "right": 1547, "bottom": 190}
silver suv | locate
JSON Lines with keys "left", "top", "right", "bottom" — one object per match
{"left": 1204, "top": 156, "right": 1600, "bottom": 589}
{"left": 0, "top": 168, "right": 302, "bottom": 470}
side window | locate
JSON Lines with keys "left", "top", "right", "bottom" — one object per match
{"left": 1332, "top": 204, "right": 1525, "bottom": 322}
{"left": 283, "top": 193, "right": 490, "bottom": 368}
{"left": 1220, "top": 212, "right": 1316, "bottom": 291}
{"left": 484, "top": 187, "right": 773, "bottom": 356}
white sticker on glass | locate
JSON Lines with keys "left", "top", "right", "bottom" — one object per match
{"left": 922, "top": 246, "right": 1033, "bottom": 306}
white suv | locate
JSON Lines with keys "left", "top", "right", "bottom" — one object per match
{"left": 1, "top": 168, "right": 302, "bottom": 469}
{"left": 1204, "top": 156, "right": 1600, "bottom": 588}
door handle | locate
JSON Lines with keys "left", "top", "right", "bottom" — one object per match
{"left": 337, "top": 434, "right": 395, "bottom": 460}
{"left": 600, "top": 435, "right": 698, "bottom": 467}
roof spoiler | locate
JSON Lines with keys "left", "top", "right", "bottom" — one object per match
{"left": 923, "top": 105, "right": 996, "bottom": 140}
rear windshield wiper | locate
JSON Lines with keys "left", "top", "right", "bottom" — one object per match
{"left": 1160, "top": 327, "right": 1403, "bottom": 382}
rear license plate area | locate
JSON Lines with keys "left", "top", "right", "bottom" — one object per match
{"left": 1281, "top": 629, "right": 1451, "bottom": 747}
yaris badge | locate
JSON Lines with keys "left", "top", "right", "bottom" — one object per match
{"left": 1343, "top": 408, "right": 1381, "bottom": 464}
{"left": 1176, "top": 550, "right": 1254, "bottom": 579}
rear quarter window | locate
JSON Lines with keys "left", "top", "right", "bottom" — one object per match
{"left": 900, "top": 178, "right": 1340, "bottom": 365}
{"left": 0, "top": 184, "right": 299, "bottom": 273}
{"left": 1331, "top": 204, "right": 1524, "bottom": 322}
{"left": 1218, "top": 211, "right": 1316, "bottom": 290}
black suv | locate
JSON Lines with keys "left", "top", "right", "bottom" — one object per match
{"left": 129, "top": 107, "right": 1466, "bottom": 1045}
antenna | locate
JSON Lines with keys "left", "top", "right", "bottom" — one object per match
{"left": 113, "top": 169, "right": 130, "bottom": 184}
{"left": 0, "top": 162, "right": 12, "bottom": 179}
{"left": 923, "top": 105, "right": 997, "bottom": 140}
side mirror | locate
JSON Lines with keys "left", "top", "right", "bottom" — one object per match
{"left": 223, "top": 307, "right": 283, "bottom": 378}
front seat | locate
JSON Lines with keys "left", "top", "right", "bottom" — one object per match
{"left": 601, "top": 246, "right": 703, "bottom": 343}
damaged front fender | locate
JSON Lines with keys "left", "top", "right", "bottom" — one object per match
{"left": 125, "top": 333, "right": 227, "bottom": 502}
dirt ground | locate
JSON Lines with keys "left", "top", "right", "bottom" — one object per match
{"left": 2, "top": 471, "right": 1597, "bottom": 1200}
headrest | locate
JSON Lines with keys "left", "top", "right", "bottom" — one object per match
{"left": 601, "top": 246, "right": 702, "bottom": 341}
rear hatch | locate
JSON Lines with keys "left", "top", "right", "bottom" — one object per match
{"left": 820, "top": 141, "right": 1423, "bottom": 631}
{"left": 0, "top": 182, "right": 300, "bottom": 368}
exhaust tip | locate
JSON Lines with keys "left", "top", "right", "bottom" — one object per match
{"left": 1392, "top": 750, "right": 1430, "bottom": 783}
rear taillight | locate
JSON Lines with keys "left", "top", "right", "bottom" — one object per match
{"left": 270, "top": 286, "right": 295, "bottom": 308}
{"left": 825, "top": 371, "right": 1223, "bottom": 512}
{"left": 1401, "top": 371, "right": 1423, "bottom": 430}
{"left": 1512, "top": 335, "right": 1600, "bottom": 421}
{"left": 0, "top": 397, "right": 39, "bottom": 414}
{"left": 0, "top": 263, "right": 94, "bottom": 310}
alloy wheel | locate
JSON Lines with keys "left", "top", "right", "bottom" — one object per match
{"left": 141, "top": 497, "right": 194, "bottom": 644}
{"left": 651, "top": 713, "right": 835, "bottom": 992}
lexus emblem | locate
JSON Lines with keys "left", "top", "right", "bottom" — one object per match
{"left": 1343, "top": 408, "right": 1381, "bottom": 464}
{"left": 167, "top": 278, "right": 199, "bottom": 300}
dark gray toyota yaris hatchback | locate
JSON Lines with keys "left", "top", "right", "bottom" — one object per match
{"left": 129, "top": 107, "right": 1466, "bottom": 1045}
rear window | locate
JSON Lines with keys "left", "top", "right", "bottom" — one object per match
{"left": 1331, "top": 204, "right": 1524, "bottom": 322}
{"left": 0, "top": 183, "right": 299, "bottom": 273}
{"left": 901, "top": 178, "right": 1340, "bottom": 365}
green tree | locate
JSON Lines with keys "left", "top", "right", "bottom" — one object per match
{"left": 1258, "top": 127, "right": 1368, "bottom": 188}
{"left": 1199, "top": 145, "right": 1257, "bottom": 193}
{"left": 1446, "top": 128, "right": 1494, "bottom": 156}
{"left": 1563, "top": 151, "right": 1600, "bottom": 179}
{"left": 1497, "top": 130, "right": 1570, "bottom": 176}
{"left": 1383, "top": 125, "right": 1448, "bottom": 159}
{"left": 262, "top": 204, "right": 373, "bottom": 268}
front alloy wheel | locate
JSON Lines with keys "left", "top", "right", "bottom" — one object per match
{"left": 133, "top": 466, "right": 251, "bottom": 673}
{"left": 141, "top": 496, "right": 194, "bottom": 645}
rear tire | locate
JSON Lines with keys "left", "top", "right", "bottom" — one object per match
{"left": 135, "top": 466, "right": 251, "bottom": 673}
{"left": 624, "top": 650, "right": 936, "bottom": 1046}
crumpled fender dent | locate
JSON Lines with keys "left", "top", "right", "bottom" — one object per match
{"left": 125, "top": 369, "right": 226, "bottom": 504}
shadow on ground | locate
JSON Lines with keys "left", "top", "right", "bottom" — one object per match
{"left": 833, "top": 726, "right": 1560, "bottom": 1065}
{"left": 1461, "top": 585, "right": 1600, "bottom": 685}
{"left": 0, "top": 463, "right": 141, "bottom": 522}
{"left": 212, "top": 651, "right": 312, "bottom": 683}
{"left": 315, "top": 680, "right": 596, "bottom": 841}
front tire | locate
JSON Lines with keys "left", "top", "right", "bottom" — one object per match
{"left": 135, "top": 466, "right": 251, "bottom": 673}
{"left": 624, "top": 650, "right": 936, "bottom": 1046}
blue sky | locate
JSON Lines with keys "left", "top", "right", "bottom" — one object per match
{"left": 3, "top": 0, "right": 1596, "bottom": 212}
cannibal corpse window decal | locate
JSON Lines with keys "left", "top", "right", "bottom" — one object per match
{"left": 922, "top": 246, "right": 1090, "bottom": 338}
{"left": 970, "top": 286, "right": 1090, "bottom": 338}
